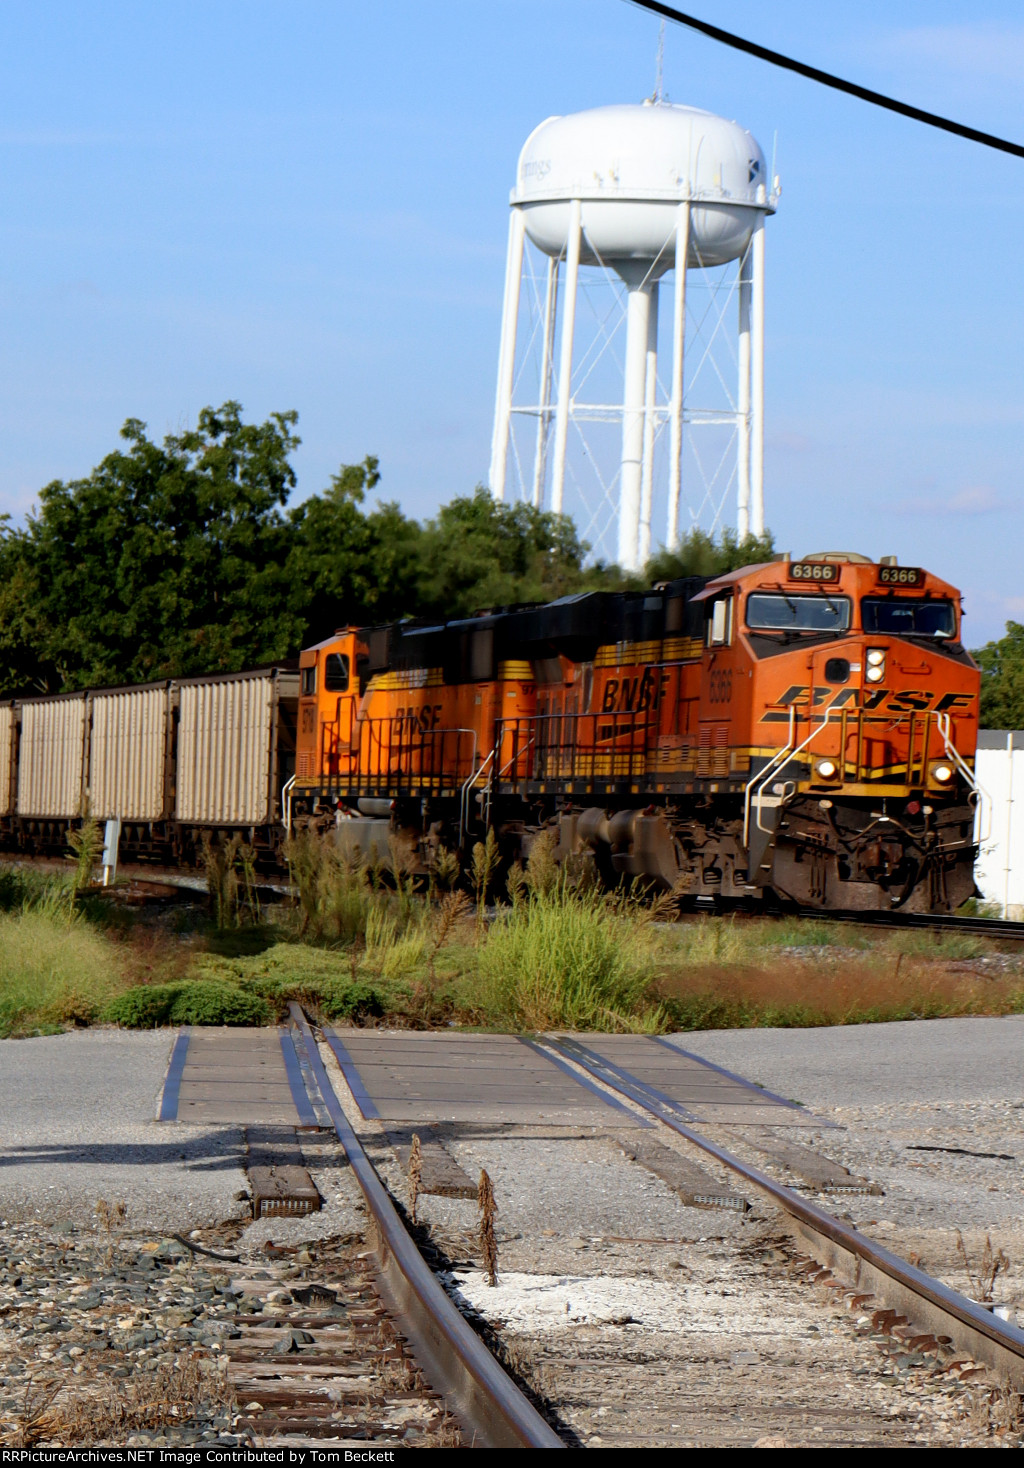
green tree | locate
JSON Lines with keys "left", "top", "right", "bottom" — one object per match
{"left": 0, "top": 402, "right": 304, "bottom": 692}
{"left": 409, "top": 488, "right": 594, "bottom": 618}
{"left": 285, "top": 455, "right": 422, "bottom": 640}
{"left": 973, "top": 622, "right": 1024, "bottom": 728}
{"left": 644, "top": 526, "right": 776, "bottom": 585}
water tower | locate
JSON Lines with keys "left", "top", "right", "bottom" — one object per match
{"left": 489, "top": 101, "right": 777, "bottom": 570}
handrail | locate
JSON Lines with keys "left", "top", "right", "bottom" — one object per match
{"left": 936, "top": 711, "right": 991, "bottom": 843}
{"left": 459, "top": 743, "right": 494, "bottom": 846}
{"left": 280, "top": 773, "right": 296, "bottom": 836}
{"left": 742, "top": 705, "right": 795, "bottom": 848}
{"left": 744, "top": 707, "right": 843, "bottom": 847}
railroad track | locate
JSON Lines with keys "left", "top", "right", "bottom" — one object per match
{"left": 277, "top": 1003, "right": 563, "bottom": 1449}
{"left": 788, "top": 907, "right": 1024, "bottom": 943}
{"left": 539, "top": 1036, "right": 1024, "bottom": 1392}
{"left": 203, "top": 1004, "right": 561, "bottom": 1449}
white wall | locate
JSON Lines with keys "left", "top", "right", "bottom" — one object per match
{"left": 974, "top": 731, "right": 1024, "bottom": 918}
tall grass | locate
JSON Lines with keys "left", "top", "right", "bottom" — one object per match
{"left": 477, "top": 885, "right": 665, "bottom": 1032}
{"left": 656, "top": 955, "right": 1024, "bottom": 1030}
{"left": 0, "top": 908, "right": 129, "bottom": 1037}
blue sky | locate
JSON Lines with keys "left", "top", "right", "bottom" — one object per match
{"left": 1, "top": 1, "right": 1022, "bottom": 643}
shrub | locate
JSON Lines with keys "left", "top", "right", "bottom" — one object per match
{"left": 168, "top": 981, "right": 270, "bottom": 1025}
{"left": 103, "top": 984, "right": 180, "bottom": 1028}
{"left": 104, "top": 980, "right": 270, "bottom": 1027}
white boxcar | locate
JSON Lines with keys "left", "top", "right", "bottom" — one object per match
{"left": 974, "top": 730, "right": 1024, "bottom": 918}
{"left": 175, "top": 668, "right": 298, "bottom": 826}
{"left": 0, "top": 703, "right": 14, "bottom": 815}
{"left": 16, "top": 693, "right": 88, "bottom": 817}
{"left": 89, "top": 683, "right": 171, "bottom": 821}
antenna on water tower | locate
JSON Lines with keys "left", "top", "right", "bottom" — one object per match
{"left": 654, "top": 19, "right": 665, "bottom": 103}
{"left": 488, "top": 102, "right": 778, "bottom": 572}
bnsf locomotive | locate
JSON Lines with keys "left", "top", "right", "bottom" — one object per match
{"left": 292, "top": 552, "right": 982, "bottom": 914}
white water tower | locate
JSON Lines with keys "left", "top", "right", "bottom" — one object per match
{"left": 489, "top": 101, "right": 777, "bottom": 570}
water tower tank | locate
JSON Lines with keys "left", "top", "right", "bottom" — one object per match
{"left": 490, "top": 100, "right": 776, "bottom": 571}
{"left": 514, "top": 102, "right": 769, "bottom": 273}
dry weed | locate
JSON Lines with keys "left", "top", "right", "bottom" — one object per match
{"left": 47, "top": 1355, "right": 234, "bottom": 1445}
{"left": 955, "top": 1230, "right": 1010, "bottom": 1303}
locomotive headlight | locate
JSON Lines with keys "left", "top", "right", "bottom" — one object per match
{"left": 931, "top": 763, "right": 954, "bottom": 784}
{"left": 815, "top": 759, "right": 838, "bottom": 780}
{"left": 865, "top": 665, "right": 885, "bottom": 683}
{"left": 867, "top": 649, "right": 885, "bottom": 666}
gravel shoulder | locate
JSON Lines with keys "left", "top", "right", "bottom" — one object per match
{"left": 667, "top": 1018, "right": 1024, "bottom": 1316}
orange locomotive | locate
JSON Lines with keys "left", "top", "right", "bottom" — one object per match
{"left": 292, "top": 552, "right": 982, "bottom": 913}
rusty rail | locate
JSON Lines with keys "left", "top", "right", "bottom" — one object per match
{"left": 286, "top": 1002, "right": 564, "bottom": 1449}
{"left": 545, "top": 1035, "right": 1024, "bottom": 1389}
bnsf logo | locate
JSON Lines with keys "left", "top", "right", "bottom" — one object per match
{"left": 762, "top": 685, "right": 974, "bottom": 721}
{"left": 395, "top": 705, "right": 443, "bottom": 732}
{"left": 601, "top": 667, "right": 670, "bottom": 713}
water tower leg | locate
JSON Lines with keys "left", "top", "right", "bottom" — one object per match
{"left": 750, "top": 210, "right": 766, "bottom": 536}
{"left": 737, "top": 243, "right": 752, "bottom": 539}
{"left": 489, "top": 209, "right": 526, "bottom": 501}
{"left": 532, "top": 256, "right": 559, "bottom": 509}
{"left": 639, "top": 281, "right": 659, "bottom": 567}
{"left": 667, "top": 203, "right": 689, "bottom": 551}
{"left": 619, "top": 271, "right": 653, "bottom": 571}
{"left": 551, "top": 199, "right": 582, "bottom": 516}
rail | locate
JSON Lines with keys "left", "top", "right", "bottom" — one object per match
{"left": 545, "top": 1036, "right": 1024, "bottom": 1389}
{"left": 286, "top": 1003, "right": 564, "bottom": 1449}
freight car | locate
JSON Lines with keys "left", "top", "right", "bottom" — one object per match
{"left": 0, "top": 667, "right": 297, "bottom": 867}
{"left": 292, "top": 553, "right": 982, "bottom": 914}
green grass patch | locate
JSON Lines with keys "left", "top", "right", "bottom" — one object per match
{"left": 0, "top": 908, "right": 130, "bottom": 1037}
{"left": 474, "top": 887, "right": 666, "bottom": 1032}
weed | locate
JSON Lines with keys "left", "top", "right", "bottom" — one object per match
{"left": 955, "top": 1230, "right": 1010, "bottom": 1303}
{"left": 200, "top": 834, "right": 242, "bottom": 929}
{"left": 429, "top": 845, "right": 461, "bottom": 894}
{"left": 52, "top": 1353, "right": 234, "bottom": 1444}
{"left": 67, "top": 816, "right": 104, "bottom": 904}
{"left": 0, "top": 1376, "right": 64, "bottom": 1449}
{"left": 408, "top": 1133, "right": 423, "bottom": 1226}
{"left": 478, "top": 1168, "right": 498, "bottom": 1287}
{"left": 471, "top": 829, "right": 501, "bottom": 917}
{"left": 94, "top": 1198, "right": 128, "bottom": 1270}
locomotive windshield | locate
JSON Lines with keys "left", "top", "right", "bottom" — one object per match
{"left": 861, "top": 598, "right": 955, "bottom": 638}
{"left": 746, "top": 592, "right": 851, "bottom": 633}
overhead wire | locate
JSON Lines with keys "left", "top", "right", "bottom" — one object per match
{"left": 626, "top": 0, "right": 1024, "bottom": 160}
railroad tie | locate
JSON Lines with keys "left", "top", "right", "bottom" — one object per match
{"left": 736, "top": 1130, "right": 882, "bottom": 1195}
{"left": 386, "top": 1126, "right": 478, "bottom": 1200}
{"left": 246, "top": 1125, "right": 323, "bottom": 1220}
{"left": 615, "top": 1135, "right": 750, "bottom": 1212}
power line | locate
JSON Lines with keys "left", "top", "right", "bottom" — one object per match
{"left": 627, "top": 0, "right": 1024, "bottom": 160}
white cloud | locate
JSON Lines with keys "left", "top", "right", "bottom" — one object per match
{"left": 881, "top": 24, "right": 1024, "bottom": 83}
{"left": 896, "top": 483, "right": 1010, "bottom": 516}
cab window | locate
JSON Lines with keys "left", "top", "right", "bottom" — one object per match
{"left": 861, "top": 598, "right": 955, "bottom": 638}
{"left": 301, "top": 665, "right": 317, "bottom": 696}
{"left": 324, "top": 653, "right": 350, "bottom": 691}
{"left": 746, "top": 592, "right": 850, "bottom": 633}
{"left": 707, "top": 597, "right": 733, "bottom": 647}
